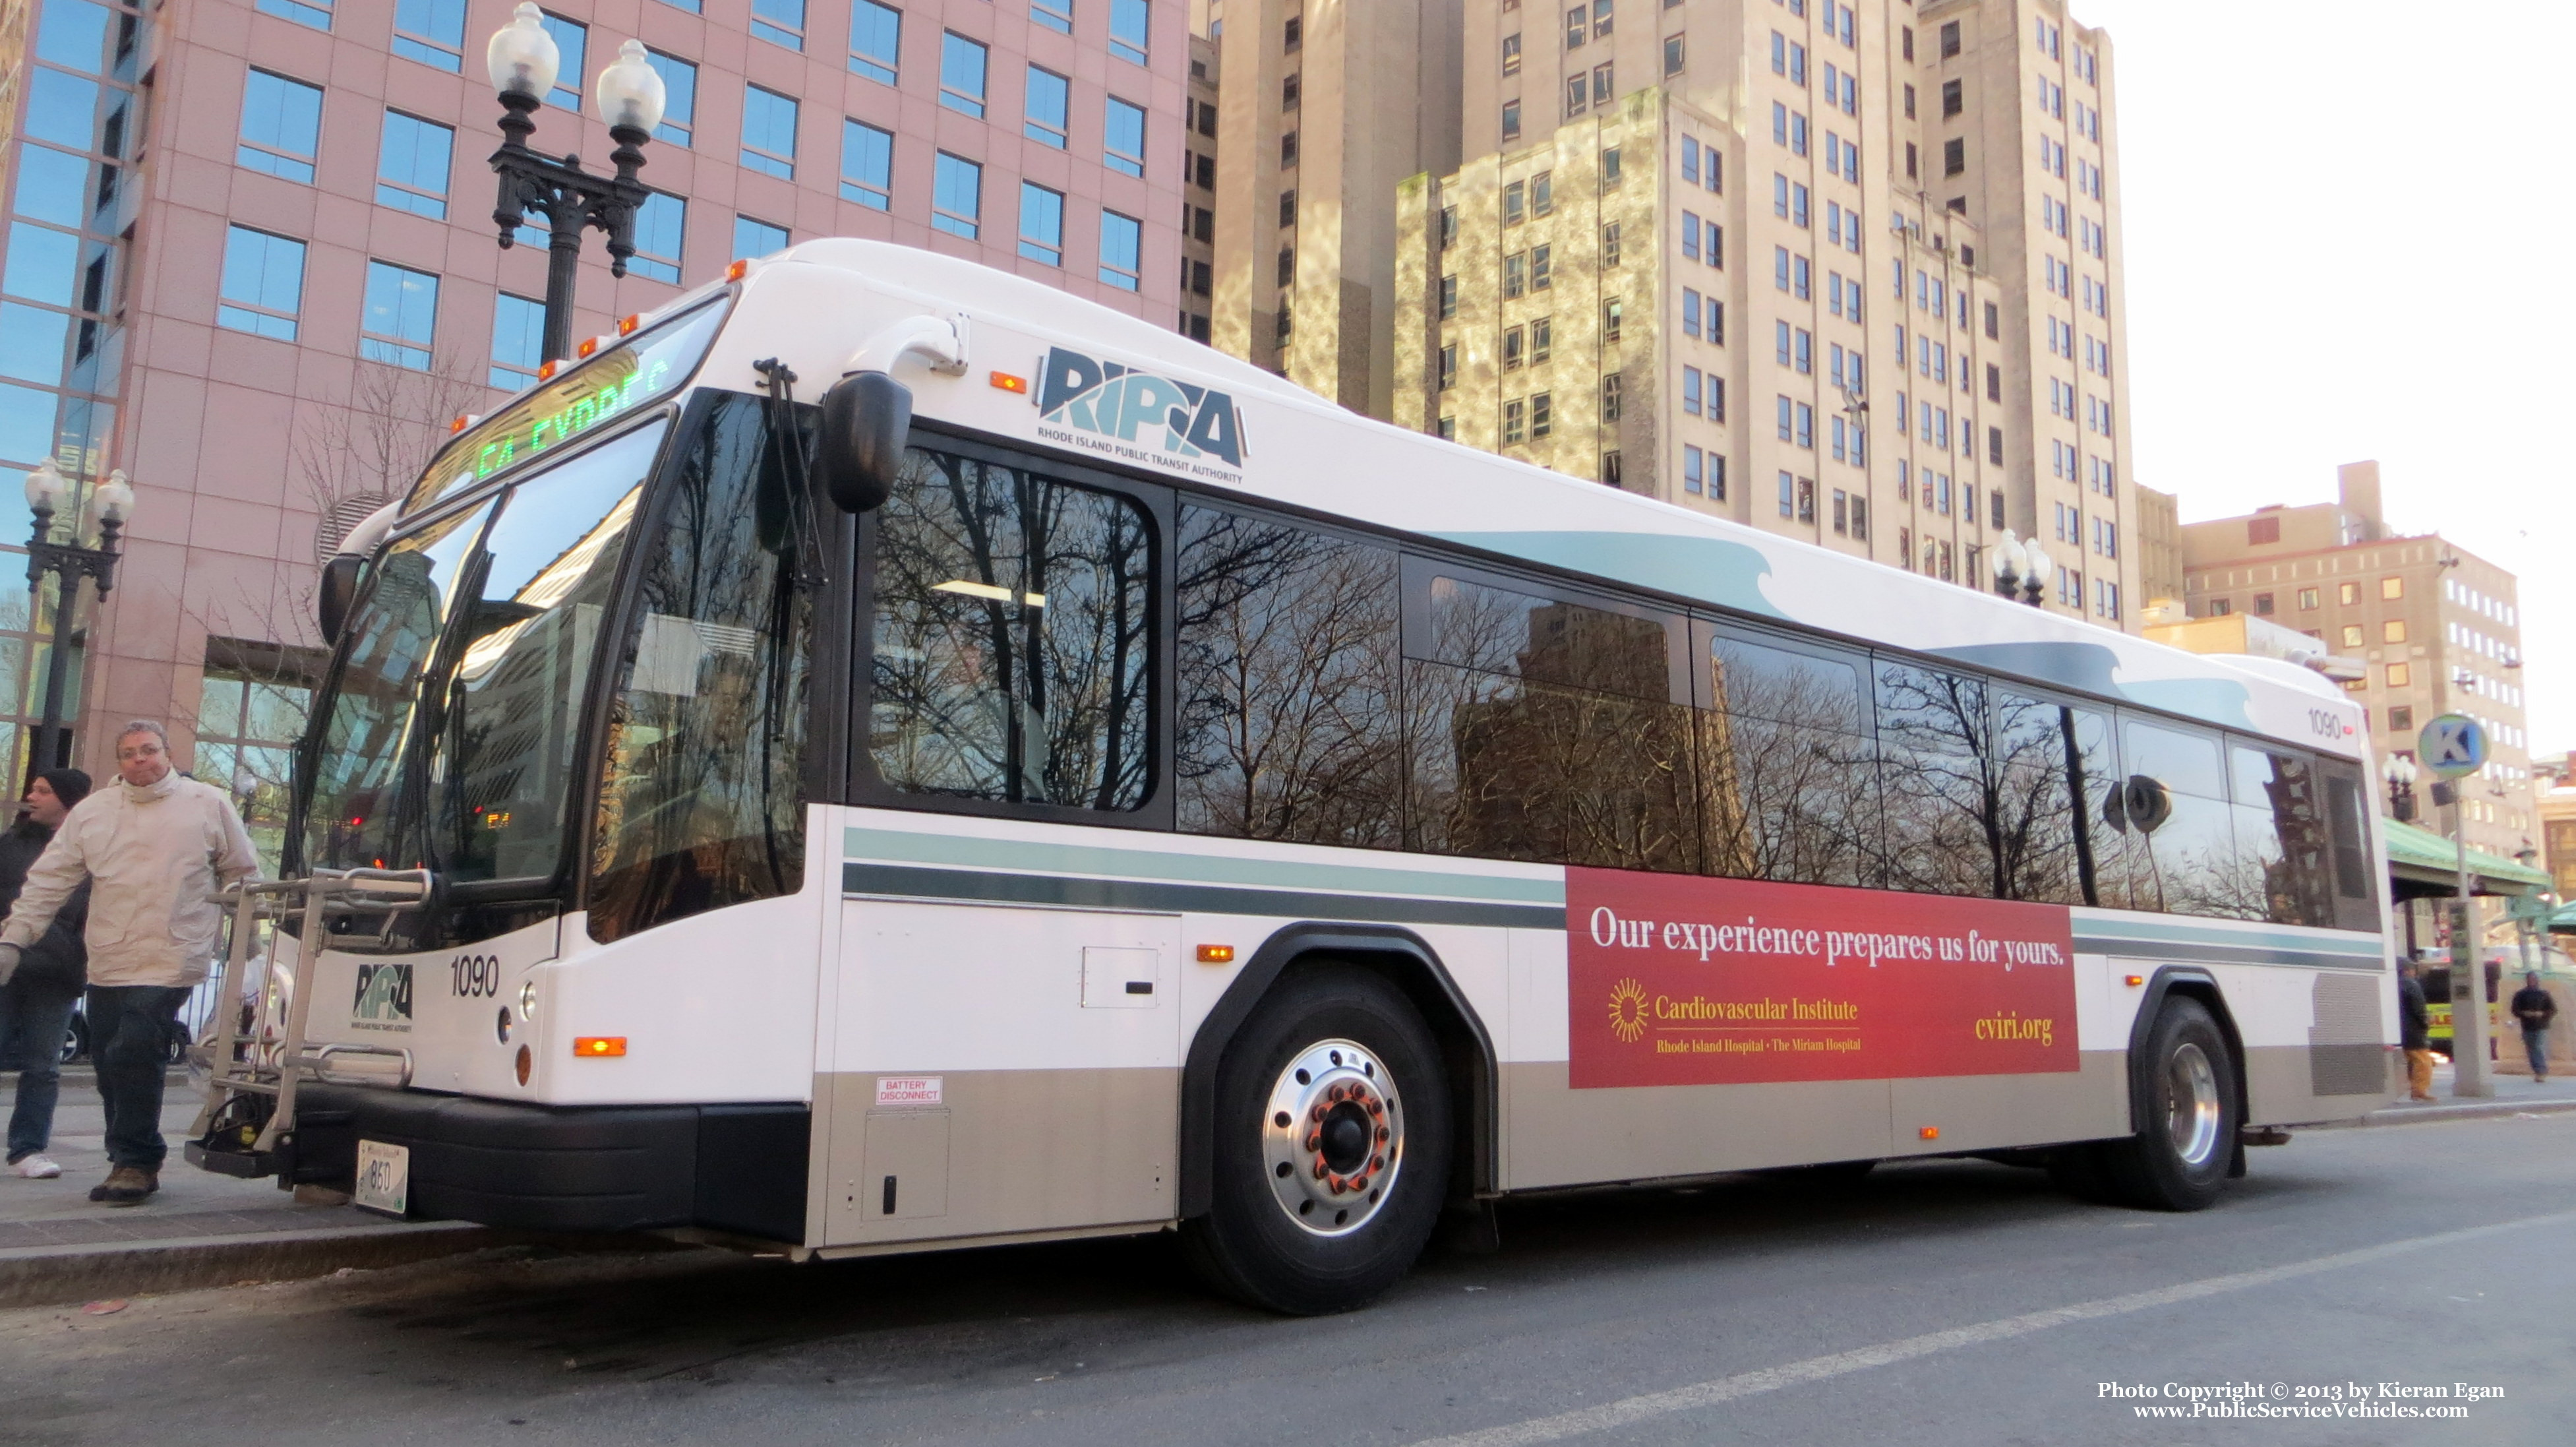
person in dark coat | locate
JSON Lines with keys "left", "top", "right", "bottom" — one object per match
{"left": 2398, "top": 960, "right": 2435, "bottom": 1102}
{"left": 0, "top": 768, "right": 93, "bottom": 1177}
{"left": 2509, "top": 973, "right": 2558, "bottom": 1084}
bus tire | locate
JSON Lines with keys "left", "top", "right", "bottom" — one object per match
{"left": 1180, "top": 963, "right": 1453, "bottom": 1315}
{"left": 2094, "top": 997, "right": 2239, "bottom": 1212}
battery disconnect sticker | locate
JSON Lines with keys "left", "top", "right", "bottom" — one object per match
{"left": 875, "top": 1076, "right": 944, "bottom": 1107}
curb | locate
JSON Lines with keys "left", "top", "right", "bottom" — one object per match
{"left": 2318, "top": 1098, "right": 2576, "bottom": 1131}
{"left": 0, "top": 1221, "right": 498, "bottom": 1310}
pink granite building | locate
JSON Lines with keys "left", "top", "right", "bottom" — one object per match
{"left": 0, "top": 0, "right": 1186, "bottom": 858}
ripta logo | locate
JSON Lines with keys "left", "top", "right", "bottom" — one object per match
{"left": 1034, "top": 346, "right": 1244, "bottom": 470}
{"left": 351, "top": 962, "right": 414, "bottom": 1032}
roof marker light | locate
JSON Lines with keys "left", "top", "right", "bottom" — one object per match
{"left": 450, "top": 415, "right": 469, "bottom": 434}
{"left": 537, "top": 359, "right": 559, "bottom": 381}
{"left": 990, "top": 371, "right": 1029, "bottom": 394}
{"left": 577, "top": 336, "right": 600, "bottom": 359}
{"left": 726, "top": 259, "right": 750, "bottom": 282}
{"left": 618, "top": 313, "right": 642, "bottom": 336}
{"left": 573, "top": 1036, "right": 627, "bottom": 1058}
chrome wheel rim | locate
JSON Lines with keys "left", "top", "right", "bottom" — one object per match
{"left": 2165, "top": 1041, "right": 2222, "bottom": 1167}
{"left": 1262, "top": 1039, "right": 1404, "bottom": 1237}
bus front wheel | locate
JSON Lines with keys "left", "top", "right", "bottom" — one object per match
{"left": 1181, "top": 964, "right": 1453, "bottom": 1315}
{"left": 2062, "top": 997, "right": 2239, "bottom": 1212}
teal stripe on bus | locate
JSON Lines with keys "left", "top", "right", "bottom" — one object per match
{"left": 841, "top": 863, "right": 1567, "bottom": 931}
{"left": 843, "top": 827, "right": 1566, "bottom": 906}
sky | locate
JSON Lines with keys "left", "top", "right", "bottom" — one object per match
{"left": 2072, "top": 1, "right": 2576, "bottom": 758}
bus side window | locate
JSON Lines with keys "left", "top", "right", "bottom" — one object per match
{"left": 1402, "top": 570, "right": 1695, "bottom": 873}
{"left": 1173, "top": 506, "right": 1401, "bottom": 847}
{"left": 1874, "top": 660, "right": 1995, "bottom": 898}
{"left": 2230, "top": 745, "right": 2337, "bottom": 929}
{"left": 2320, "top": 763, "right": 2379, "bottom": 931}
{"left": 2066, "top": 706, "right": 2130, "bottom": 910}
{"left": 1700, "top": 629, "right": 1875, "bottom": 889}
{"left": 866, "top": 448, "right": 1153, "bottom": 812}
{"left": 1990, "top": 689, "right": 2086, "bottom": 906}
{"left": 2118, "top": 718, "right": 2244, "bottom": 919}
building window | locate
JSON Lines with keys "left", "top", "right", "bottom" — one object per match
{"left": 1530, "top": 392, "right": 1553, "bottom": 439}
{"left": 1504, "top": 253, "right": 1526, "bottom": 298}
{"left": 1601, "top": 146, "right": 1623, "bottom": 185}
{"left": 630, "top": 192, "right": 684, "bottom": 282}
{"left": 216, "top": 227, "right": 305, "bottom": 340}
{"left": 1531, "top": 318, "right": 1552, "bottom": 362}
{"left": 258, "top": 0, "right": 333, "bottom": 30}
{"left": 1437, "top": 416, "right": 1456, "bottom": 439}
{"left": 490, "top": 292, "right": 544, "bottom": 389}
{"left": 1664, "top": 34, "right": 1685, "bottom": 75}
{"left": 2253, "top": 592, "right": 2275, "bottom": 616}
{"left": 932, "top": 152, "right": 983, "bottom": 238}
{"left": 1942, "top": 78, "right": 1963, "bottom": 117}
{"left": 2385, "top": 663, "right": 2410, "bottom": 688}
{"left": 1503, "top": 100, "right": 1522, "bottom": 140}
{"left": 1016, "top": 182, "right": 1065, "bottom": 265}
{"left": 193, "top": 653, "right": 316, "bottom": 873}
{"left": 533, "top": 13, "right": 587, "bottom": 108}
{"left": 740, "top": 86, "right": 799, "bottom": 177}
{"left": 1025, "top": 67, "right": 1070, "bottom": 146}
{"left": 1100, "top": 209, "right": 1143, "bottom": 290}
{"left": 2383, "top": 619, "right": 2408, "bottom": 644}
{"left": 1504, "top": 326, "right": 1525, "bottom": 369}
{"left": 374, "top": 111, "right": 454, "bottom": 218}
{"left": 1943, "top": 138, "right": 1965, "bottom": 175}
{"left": 2381, "top": 576, "right": 2405, "bottom": 600}
{"left": 392, "top": 0, "right": 469, "bottom": 73}
{"left": 2294, "top": 586, "right": 2320, "bottom": 611}
{"left": 1033, "top": 0, "right": 1073, "bottom": 36}
{"left": 841, "top": 119, "right": 894, "bottom": 208}
{"left": 1106, "top": 97, "right": 1149, "bottom": 176}
{"left": 1503, "top": 398, "right": 1524, "bottom": 444}
{"left": 752, "top": 0, "right": 806, "bottom": 51}
{"left": 1601, "top": 373, "right": 1621, "bottom": 421}
{"left": 849, "top": 1, "right": 902, "bottom": 85}
{"left": 1601, "top": 449, "right": 1622, "bottom": 486}
{"left": 1684, "top": 445, "right": 1703, "bottom": 495}
{"left": 2389, "top": 706, "right": 2414, "bottom": 733}
{"left": 940, "top": 32, "right": 988, "bottom": 117}
{"left": 1282, "top": 71, "right": 1301, "bottom": 110}
{"left": 238, "top": 71, "right": 324, "bottom": 183}
{"left": 1440, "top": 344, "right": 1458, "bottom": 391}
{"left": 359, "top": 259, "right": 438, "bottom": 369}
{"left": 1504, "top": 32, "right": 1522, "bottom": 75}
{"left": 1280, "top": 190, "right": 1298, "bottom": 226}
{"left": 1505, "top": 181, "right": 1526, "bottom": 226}
{"left": 645, "top": 51, "right": 698, "bottom": 146}
{"left": 1797, "top": 477, "right": 1816, "bottom": 523}
{"left": 1439, "top": 274, "right": 1458, "bottom": 320}
{"left": 1601, "top": 296, "right": 1619, "bottom": 341}
{"left": 1603, "top": 222, "right": 1622, "bottom": 266}
{"left": 1109, "top": 0, "right": 1151, "bottom": 65}
{"left": 1939, "top": 19, "right": 1960, "bottom": 57}
{"left": 734, "top": 215, "right": 789, "bottom": 261}
{"left": 1778, "top": 470, "right": 1794, "bottom": 518}
{"left": 1277, "top": 246, "right": 1296, "bottom": 286}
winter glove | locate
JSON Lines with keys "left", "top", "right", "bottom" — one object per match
{"left": 0, "top": 942, "right": 18, "bottom": 989}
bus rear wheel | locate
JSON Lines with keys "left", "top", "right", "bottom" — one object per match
{"left": 1181, "top": 964, "right": 1452, "bottom": 1315}
{"left": 2068, "top": 997, "right": 2239, "bottom": 1212}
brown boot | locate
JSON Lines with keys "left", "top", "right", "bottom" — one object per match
{"left": 89, "top": 1165, "right": 158, "bottom": 1206}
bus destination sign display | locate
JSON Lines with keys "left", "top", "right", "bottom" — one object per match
{"left": 409, "top": 301, "right": 727, "bottom": 512}
{"left": 1567, "top": 868, "right": 2078, "bottom": 1088}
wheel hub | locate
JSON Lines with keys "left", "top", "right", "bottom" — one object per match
{"left": 2165, "top": 1041, "right": 2222, "bottom": 1167}
{"left": 1262, "top": 1039, "right": 1404, "bottom": 1237}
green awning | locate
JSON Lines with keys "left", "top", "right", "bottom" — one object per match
{"left": 2550, "top": 903, "right": 2576, "bottom": 935}
{"left": 2381, "top": 817, "right": 2552, "bottom": 895}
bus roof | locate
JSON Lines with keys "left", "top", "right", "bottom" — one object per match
{"left": 687, "top": 240, "right": 2367, "bottom": 759}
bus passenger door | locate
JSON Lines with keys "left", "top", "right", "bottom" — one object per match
{"left": 822, "top": 899, "right": 1182, "bottom": 1247}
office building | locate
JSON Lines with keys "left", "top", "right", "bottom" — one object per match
{"left": 0, "top": 0, "right": 1186, "bottom": 834}
{"left": 1201, "top": 0, "right": 1462, "bottom": 415}
{"left": 2181, "top": 461, "right": 2538, "bottom": 859}
{"left": 1389, "top": 0, "right": 2140, "bottom": 627}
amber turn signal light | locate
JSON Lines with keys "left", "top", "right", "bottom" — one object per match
{"left": 990, "top": 371, "right": 1029, "bottom": 394}
{"left": 1196, "top": 944, "right": 1235, "bottom": 964}
{"left": 573, "top": 1036, "right": 627, "bottom": 1058}
{"left": 2125, "top": 974, "right": 2145, "bottom": 987}
{"left": 1918, "top": 1126, "right": 1940, "bottom": 1141}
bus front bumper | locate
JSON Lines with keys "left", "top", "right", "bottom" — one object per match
{"left": 274, "top": 1084, "right": 809, "bottom": 1241}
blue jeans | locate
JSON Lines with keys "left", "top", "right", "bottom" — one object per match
{"left": 2525, "top": 1026, "right": 2552, "bottom": 1077}
{"left": 0, "top": 981, "right": 79, "bottom": 1163}
{"left": 86, "top": 985, "right": 189, "bottom": 1172}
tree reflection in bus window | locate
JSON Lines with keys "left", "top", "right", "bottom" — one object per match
{"left": 1701, "top": 632, "right": 1875, "bottom": 888}
{"left": 1174, "top": 507, "right": 1401, "bottom": 846}
{"left": 1875, "top": 661, "right": 1996, "bottom": 898}
{"left": 868, "top": 449, "right": 1152, "bottom": 810}
{"left": 1991, "top": 689, "right": 2085, "bottom": 905}
{"left": 431, "top": 419, "right": 661, "bottom": 884}
{"left": 303, "top": 499, "right": 494, "bottom": 874}
{"left": 2232, "top": 744, "right": 2335, "bottom": 928}
{"left": 589, "top": 394, "right": 812, "bottom": 942}
{"left": 1404, "top": 576, "right": 1694, "bottom": 871}
{"left": 2066, "top": 705, "right": 2132, "bottom": 909}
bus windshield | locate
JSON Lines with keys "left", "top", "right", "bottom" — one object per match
{"left": 300, "top": 418, "right": 669, "bottom": 878}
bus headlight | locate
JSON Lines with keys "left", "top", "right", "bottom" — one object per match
{"left": 518, "top": 980, "right": 539, "bottom": 1022}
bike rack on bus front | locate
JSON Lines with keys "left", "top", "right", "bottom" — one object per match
{"left": 184, "top": 868, "right": 433, "bottom": 1180}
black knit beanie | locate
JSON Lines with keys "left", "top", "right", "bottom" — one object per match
{"left": 36, "top": 767, "right": 92, "bottom": 809}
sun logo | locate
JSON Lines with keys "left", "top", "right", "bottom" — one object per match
{"left": 1607, "top": 978, "right": 1650, "bottom": 1044}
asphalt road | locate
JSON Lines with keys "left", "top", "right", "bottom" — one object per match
{"left": 5, "top": 1114, "right": 2571, "bottom": 1447}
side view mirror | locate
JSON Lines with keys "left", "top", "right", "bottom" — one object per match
{"left": 2122, "top": 774, "right": 2173, "bottom": 834}
{"left": 815, "top": 370, "right": 913, "bottom": 514}
{"left": 318, "top": 554, "right": 364, "bottom": 644}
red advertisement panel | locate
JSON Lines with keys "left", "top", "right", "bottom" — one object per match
{"left": 1567, "top": 868, "right": 2078, "bottom": 1088}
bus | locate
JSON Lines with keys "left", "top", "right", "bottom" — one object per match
{"left": 188, "top": 241, "right": 2396, "bottom": 1314}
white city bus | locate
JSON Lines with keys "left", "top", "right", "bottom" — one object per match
{"left": 191, "top": 242, "right": 2395, "bottom": 1314}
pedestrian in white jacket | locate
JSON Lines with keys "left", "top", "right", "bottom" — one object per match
{"left": 0, "top": 721, "right": 257, "bottom": 1204}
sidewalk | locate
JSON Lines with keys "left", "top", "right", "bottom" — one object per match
{"left": 0, "top": 1066, "right": 489, "bottom": 1308}
{"left": 2332, "top": 1059, "right": 2576, "bottom": 1128}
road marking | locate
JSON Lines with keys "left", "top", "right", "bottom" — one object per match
{"left": 1408, "top": 1208, "right": 2576, "bottom": 1447}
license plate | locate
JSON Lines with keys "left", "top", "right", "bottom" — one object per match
{"left": 353, "top": 1140, "right": 410, "bottom": 1217}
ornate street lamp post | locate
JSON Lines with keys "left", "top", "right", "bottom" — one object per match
{"left": 2383, "top": 751, "right": 2419, "bottom": 823}
{"left": 20, "top": 460, "right": 134, "bottom": 774}
{"left": 1987, "top": 530, "right": 2053, "bottom": 608}
{"left": 485, "top": 4, "right": 667, "bottom": 365}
